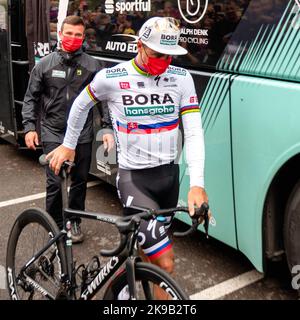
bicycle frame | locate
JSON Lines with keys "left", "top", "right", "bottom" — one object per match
{"left": 17, "top": 205, "right": 142, "bottom": 300}
{"left": 66, "top": 207, "right": 142, "bottom": 300}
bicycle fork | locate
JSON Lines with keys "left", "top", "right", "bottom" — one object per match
{"left": 125, "top": 256, "right": 139, "bottom": 300}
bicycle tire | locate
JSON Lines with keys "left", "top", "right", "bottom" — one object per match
{"left": 103, "top": 262, "right": 189, "bottom": 300}
{"left": 6, "top": 208, "right": 67, "bottom": 300}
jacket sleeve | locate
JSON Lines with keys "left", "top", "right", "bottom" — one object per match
{"left": 22, "top": 64, "right": 44, "bottom": 133}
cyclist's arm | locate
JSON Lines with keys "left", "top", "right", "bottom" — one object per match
{"left": 181, "top": 112, "right": 205, "bottom": 188}
{"left": 180, "top": 71, "right": 205, "bottom": 189}
{"left": 63, "top": 69, "right": 110, "bottom": 150}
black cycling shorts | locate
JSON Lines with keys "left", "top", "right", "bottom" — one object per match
{"left": 116, "top": 163, "right": 179, "bottom": 260}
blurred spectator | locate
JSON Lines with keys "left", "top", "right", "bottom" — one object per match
{"left": 131, "top": 12, "right": 146, "bottom": 31}
{"left": 163, "top": 1, "right": 180, "bottom": 19}
{"left": 95, "top": 13, "right": 116, "bottom": 49}
{"left": 50, "top": 0, "right": 59, "bottom": 22}
{"left": 123, "top": 18, "right": 135, "bottom": 35}
{"left": 85, "top": 28, "right": 102, "bottom": 51}
{"left": 50, "top": 22, "right": 58, "bottom": 49}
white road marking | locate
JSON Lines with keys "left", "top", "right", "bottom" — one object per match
{"left": 0, "top": 265, "right": 6, "bottom": 289}
{"left": 190, "top": 270, "right": 264, "bottom": 300}
{"left": 0, "top": 181, "right": 101, "bottom": 208}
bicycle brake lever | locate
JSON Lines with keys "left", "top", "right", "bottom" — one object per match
{"left": 204, "top": 210, "right": 209, "bottom": 239}
{"left": 196, "top": 203, "right": 209, "bottom": 239}
{"left": 174, "top": 203, "right": 209, "bottom": 238}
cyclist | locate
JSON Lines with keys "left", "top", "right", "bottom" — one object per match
{"left": 46, "top": 16, "right": 208, "bottom": 298}
{"left": 22, "top": 15, "right": 113, "bottom": 243}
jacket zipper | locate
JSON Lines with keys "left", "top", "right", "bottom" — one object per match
{"left": 66, "top": 67, "right": 71, "bottom": 102}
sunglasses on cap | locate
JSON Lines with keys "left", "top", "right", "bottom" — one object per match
{"left": 151, "top": 17, "right": 181, "bottom": 32}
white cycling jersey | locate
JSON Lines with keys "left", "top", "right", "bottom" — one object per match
{"left": 63, "top": 59, "right": 205, "bottom": 187}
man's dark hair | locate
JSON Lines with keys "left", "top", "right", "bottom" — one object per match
{"left": 61, "top": 15, "right": 85, "bottom": 31}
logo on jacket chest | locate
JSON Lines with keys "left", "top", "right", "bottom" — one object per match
{"left": 52, "top": 70, "right": 66, "bottom": 79}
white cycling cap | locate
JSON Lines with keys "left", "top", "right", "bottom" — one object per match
{"left": 139, "top": 17, "right": 187, "bottom": 56}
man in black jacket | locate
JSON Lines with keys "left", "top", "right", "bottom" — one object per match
{"left": 22, "top": 15, "right": 110, "bottom": 243}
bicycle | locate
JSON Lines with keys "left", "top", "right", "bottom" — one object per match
{"left": 6, "top": 155, "right": 210, "bottom": 300}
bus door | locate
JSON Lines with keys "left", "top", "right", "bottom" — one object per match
{"left": 0, "top": 0, "right": 17, "bottom": 144}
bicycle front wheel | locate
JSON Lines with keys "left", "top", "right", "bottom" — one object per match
{"left": 6, "top": 208, "right": 67, "bottom": 300}
{"left": 103, "top": 262, "right": 189, "bottom": 300}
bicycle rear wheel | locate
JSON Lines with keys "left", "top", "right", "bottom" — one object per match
{"left": 6, "top": 208, "right": 67, "bottom": 300}
{"left": 103, "top": 262, "right": 189, "bottom": 300}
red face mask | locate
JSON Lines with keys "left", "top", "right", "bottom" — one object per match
{"left": 143, "top": 56, "right": 172, "bottom": 76}
{"left": 61, "top": 35, "right": 83, "bottom": 52}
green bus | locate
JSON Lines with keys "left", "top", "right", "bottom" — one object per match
{"left": 0, "top": 0, "right": 299, "bottom": 290}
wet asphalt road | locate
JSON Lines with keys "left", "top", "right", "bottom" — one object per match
{"left": 0, "top": 139, "right": 298, "bottom": 300}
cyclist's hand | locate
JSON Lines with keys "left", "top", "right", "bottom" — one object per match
{"left": 25, "top": 131, "right": 39, "bottom": 150}
{"left": 103, "top": 133, "right": 114, "bottom": 152}
{"left": 188, "top": 186, "right": 209, "bottom": 222}
{"left": 46, "top": 145, "right": 75, "bottom": 176}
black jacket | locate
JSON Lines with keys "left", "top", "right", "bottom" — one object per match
{"left": 22, "top": 49, "right": 102, "bottom": 144}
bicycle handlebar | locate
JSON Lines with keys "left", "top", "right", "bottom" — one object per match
{"left": 100, "top": 203, "right": 210, "bottom": 257}
{"left": 39, "top": 154, "right": 75, "bottom": 176}
{"left": 174, "top": 203, "right": 210, "bottom": 238}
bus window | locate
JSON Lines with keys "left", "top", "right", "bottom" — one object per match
{"left": 61, "top": 0, "right": 251, "bottom": 71}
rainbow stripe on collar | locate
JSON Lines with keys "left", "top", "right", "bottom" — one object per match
{"left": 132, "top": 59, "right": 150, "bottom": 77}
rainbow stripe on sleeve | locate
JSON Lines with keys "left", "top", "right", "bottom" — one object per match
{"left": 86, "top": 84, "right": 99, "bottom": 103}
{"left": 180, "top": 105, "right": 200, "bottom": 116}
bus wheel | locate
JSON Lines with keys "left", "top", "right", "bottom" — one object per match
{"left": 284, "top": 182, "right": 300, "bottom": 297}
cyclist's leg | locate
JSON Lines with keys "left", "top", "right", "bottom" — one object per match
{"left": 117, "top": 166, "right": 177, "bottom": 281}
{"left": 68, "top": 142, "right": 92, "bottom": 224}
{"left": 117, "top": 168, "right": 166, "bottom": 299}
{"left": 117, "top": 169, "right": 173, "bottom": 299}
{"left": 150, "top": 164, "right": 179, "bottom": 299}
{"left": 137, "top": 163, "right": 179, "bottom": 273}
{"left": 117, "top": 169, "right": 159, "bottom": 213}
{"left": 137, "top": 224, "right": 175, "bottom": 300}
{"left": 157, "top": 162, "right": 180, "bottom": 230}
{"left": 43, "top": 142, "right": 63, "bottom": 229}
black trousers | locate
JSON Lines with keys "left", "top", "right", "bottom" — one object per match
{"left": 42, "top": 142, "right": 92, "bottom": 228}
